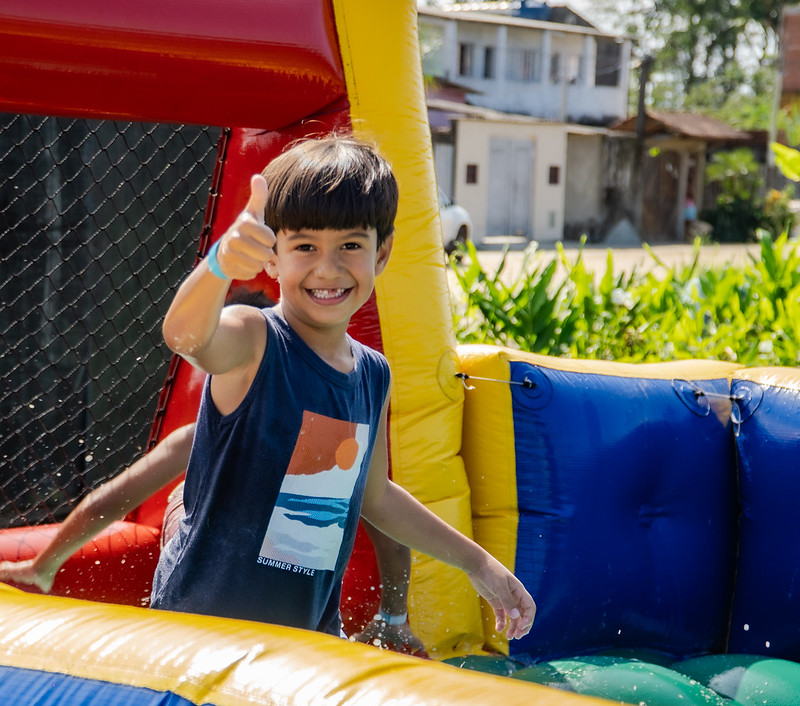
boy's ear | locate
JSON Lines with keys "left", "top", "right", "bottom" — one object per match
{"left": 375, "top": 234, "right": 394, "bottom": 275}
{"left": 264, "top": 248, "right": 279, "bottom": 280}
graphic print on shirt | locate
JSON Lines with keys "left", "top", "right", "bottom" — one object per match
{"left": 258, "top": 411, "right": 370, "bottom": 571}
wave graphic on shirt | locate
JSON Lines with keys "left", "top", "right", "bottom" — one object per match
{"left": 280, "top": 494, "right": 350, "bottom": 529}
{"left": 258, "top": 411, "right": 370, "bottom": 571}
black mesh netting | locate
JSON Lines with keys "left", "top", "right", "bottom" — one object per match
{"left": 0, "top": 115, "right": 222, "bottom": 528}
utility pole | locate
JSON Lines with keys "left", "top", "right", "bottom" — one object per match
{"left": 767, "top": 7, "right": 785, "bottom": 189}
{"left": 631, "top": 55, "right": 654, "bottom": 235}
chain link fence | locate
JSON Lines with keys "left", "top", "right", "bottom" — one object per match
{"left": 0, "top": 115, "right": 221, "bottom": 528}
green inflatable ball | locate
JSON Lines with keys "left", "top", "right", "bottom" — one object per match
{"left": 512, "top": 656, "right": 736, "bottom": 706}
{"left": 672, "top": 654, "right": 800, "bottom": 706}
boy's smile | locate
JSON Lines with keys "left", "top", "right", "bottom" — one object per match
{"left": 311, "top": 289, "right": 350, "bottom": 302}
{"left": 267, "top": 227, "right": 392, "bottom": 360}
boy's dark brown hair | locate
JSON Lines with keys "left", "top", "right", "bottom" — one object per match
{"left": 262, "top": 135, "right": 398, "bottom": 246}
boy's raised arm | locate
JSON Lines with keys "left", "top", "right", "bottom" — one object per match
{"left": 360, "top": 396, "right": 536, "bottom": 640}
{"left": 162, "top": 175, "right": 275, "bottom": 375}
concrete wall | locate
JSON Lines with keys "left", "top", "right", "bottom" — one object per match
{"left": 453, "top": 118, "right": 567, "bottom": 243}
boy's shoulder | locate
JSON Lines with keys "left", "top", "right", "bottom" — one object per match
{"left": 222, "top": 302, "right": 271, "bottom": 327}
{"left": 352, "top": 338, "right": 391, "bottom": 379}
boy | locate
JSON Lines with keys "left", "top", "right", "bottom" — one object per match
{"left": 156, "top": 135, "right": 535, "bottom": 639}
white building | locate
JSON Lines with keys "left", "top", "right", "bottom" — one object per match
{"left": 420, "top": 2, "right": 633, "bottom": 244}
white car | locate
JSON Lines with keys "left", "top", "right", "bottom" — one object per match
{"left": 439, "top": 189, "right": 472, "bottom": 254}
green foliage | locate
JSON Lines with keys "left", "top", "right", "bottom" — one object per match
{"left": 762, "top": 185, "right": 797, "bottom": 237}
{"left": 685, "top": 65, "right": 775, "bottom": 131}
{"left": 450, "top": 233, "right": 800, "bottom": 366}
{"left": 703, "top": 148, "right": 796, "bottom": 242}
{"left": 778, "top": 100, "right": 800, "bottom": 147}
{"left": 706, "top": 148, "right": 763, "bottom": 202}
{"left": 595, "top": 0, "right": 781, "bottom": 127}
{"left": 772, "top": 142, "right": 800, "bottom": 181}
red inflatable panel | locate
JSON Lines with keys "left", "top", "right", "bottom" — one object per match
{"left": 0, "top": 0, "right": 346, "bottom": 127}
{"left": 0, "top": 521, "right": 159, "bottom": 606}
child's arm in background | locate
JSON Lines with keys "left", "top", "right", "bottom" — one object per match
{"left": 352, "top": 521, "right": 427, "bottom": 656}
{"left": 0, "top": 423, "right": 196, "bottom": 593}
{"left": 361, "top": 397, "right": 536, "bottom": 641}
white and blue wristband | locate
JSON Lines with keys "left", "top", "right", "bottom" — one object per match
{"left": 206, "top": 241, "right": 230, "bottom": 280}
{"left": 376, "top": 610, "right": 407, "bottom": 626}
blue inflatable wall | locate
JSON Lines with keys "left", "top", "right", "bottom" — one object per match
{"left": 728, "top": 368, "right": 800, "bottom": 660}
{"left": 459, "top": 347, "right": 743, "bottom": 661}
{"left": 510, "top": 360, "right": 740, "bottom": 659}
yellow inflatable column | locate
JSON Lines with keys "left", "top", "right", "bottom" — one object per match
{"left": 331, "top": 0, "right": 483, "bottom": 656}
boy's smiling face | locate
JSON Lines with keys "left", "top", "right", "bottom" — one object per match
{"left": 266, "top": 226, "right": 392, "bottom": 344}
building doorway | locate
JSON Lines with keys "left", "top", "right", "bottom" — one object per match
{"left": 487, "top": 137, "right": 533, "bottom": 237}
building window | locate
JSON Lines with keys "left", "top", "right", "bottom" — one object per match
{"left": 549, "top": 166, "right": 560, "bottom": 184}
{"left": 466, "top": 164, "right": 478, "bottom": 184}
{"left": 483, "top": 46, "right": 495, "bottom": 79}
{"left": 459, "top": 43, "right": 474, "bottom": 77}
{"left": 506, "top": 48, "right": 540, "bottom": 82}
{"left": 565, "top": 55, "right": 582, "bottom": 84}
{"left": 595, "top": 39, "right": 621, "bottom": 87}
{"left": 551, "top": 54, "right": 582, "bottom": 84}
{"left": 550, "top": 52, "right": 561, "bottom": 83}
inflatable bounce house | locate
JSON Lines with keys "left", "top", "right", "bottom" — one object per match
{"left": 1, "top": 1, "right": 800, "bottom": 704}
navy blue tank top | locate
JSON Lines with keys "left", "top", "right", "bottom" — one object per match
{"left": 151, "top": 308, "right": 390, "bottom": 634}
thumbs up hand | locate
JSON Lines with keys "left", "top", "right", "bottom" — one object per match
{"left": 211, "top": 174, "right": 276, "bottom": 281}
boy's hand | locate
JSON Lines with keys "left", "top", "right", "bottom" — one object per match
{"left": 0, "top": 559, "right": 56, "bottom": 594}
{"left": 213, "top": 174, "right": 276, "bottom": 280}
{"left": 352, "top": 616, "right": 429, "bottom": 657}
{"left": 467, "top": 556, "right": 536, "bottom": 640}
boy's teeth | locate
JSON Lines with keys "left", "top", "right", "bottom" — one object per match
{"left": 311, "top": 288, "right": 345, "bottom": 299}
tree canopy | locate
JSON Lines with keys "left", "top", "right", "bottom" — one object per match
{"left": 579, "top": 0, "right": 793, "bottom": 129}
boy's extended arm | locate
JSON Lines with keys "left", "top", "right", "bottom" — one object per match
{"left": 162, "top": 175, "right": 275, "bottom": 375}
{"left": 360, "top": 398, "right": 536, "bottom": 640}
{"left": 0, "top": 423, "right": 196, "bottom": 594}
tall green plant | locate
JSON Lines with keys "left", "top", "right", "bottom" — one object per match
{"left": 451, "top": 233, "right": 800, "bottom": 367}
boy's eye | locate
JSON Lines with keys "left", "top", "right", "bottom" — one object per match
{"left": 342, "top": 241, "right": 362, "bottom": 250}
{"left": 296, "top": 243, "right": 315, "bottom": 252}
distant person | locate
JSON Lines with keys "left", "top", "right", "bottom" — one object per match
{"left": 684, "top": 191, "right": 698, "bottom": 241}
